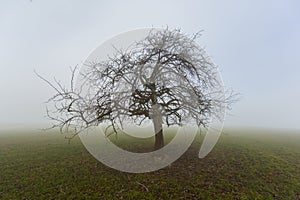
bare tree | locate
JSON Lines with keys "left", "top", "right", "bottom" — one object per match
{"left": 37, "top": 28, "right": 235, "bottom": 149}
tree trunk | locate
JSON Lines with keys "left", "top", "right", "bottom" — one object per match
{"left": 154, "top": 128, "right": 164, "bottom": 150}
{"left": 152, "top": 107, "right": 164, "bottom": 150}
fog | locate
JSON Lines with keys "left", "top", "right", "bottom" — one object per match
{"left": 0, "top": 0, "right": 299, "bottom": 130}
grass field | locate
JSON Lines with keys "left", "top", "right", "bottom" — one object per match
{"left": 0, "top": 128, "right": 299, "bottom": 199}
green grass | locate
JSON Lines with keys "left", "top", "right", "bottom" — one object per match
{"left": 0, "top": 128, "right": 299, "bottom": 199}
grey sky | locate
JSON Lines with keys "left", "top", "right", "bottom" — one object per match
{"left": 0, "top": 0, "right": 299, "bottom": 130}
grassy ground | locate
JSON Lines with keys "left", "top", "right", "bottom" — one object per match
{"left": 0, "top": 128, "right": 299, "bottom": 199}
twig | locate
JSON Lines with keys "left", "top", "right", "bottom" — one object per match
{"left": 136, "top": 181, "right": 149, "bottom": 192}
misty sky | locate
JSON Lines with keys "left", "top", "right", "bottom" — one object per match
{"left": 0, "top": 0, "right": 299, "bottom": 130}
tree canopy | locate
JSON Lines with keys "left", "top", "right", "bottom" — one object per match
{"left": 38, "top": 28, "right": 235, "bottom": 148}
